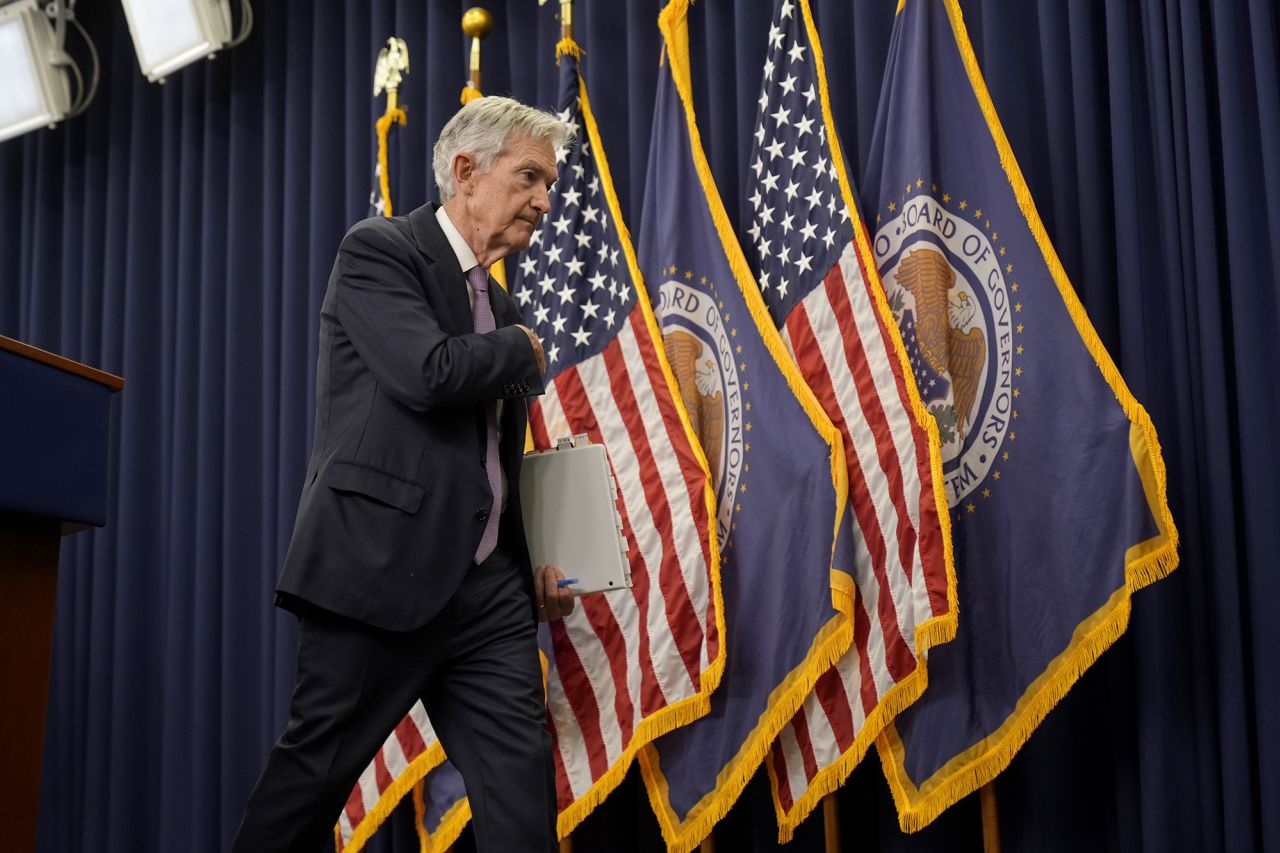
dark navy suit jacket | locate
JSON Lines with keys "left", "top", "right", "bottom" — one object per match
{"left": 277, "top": 203, "right": 544, "bottom": 631}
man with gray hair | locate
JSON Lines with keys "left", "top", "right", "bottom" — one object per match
{"left": 232, "top": 96, "right": 573, "bottom": 852}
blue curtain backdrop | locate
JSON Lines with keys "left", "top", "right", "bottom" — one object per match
{"left": 1, "top": 0, "right": 1277, "bottom": 850}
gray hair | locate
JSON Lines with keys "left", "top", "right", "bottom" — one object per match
{"left": 432, "top": 96, "right": 572, "bottom": 202}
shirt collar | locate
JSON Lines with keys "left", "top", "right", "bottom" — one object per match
{"left": 435, "top": 205, "right": 480, "bottom": 275}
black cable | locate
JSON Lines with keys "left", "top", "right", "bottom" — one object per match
{"left": 225, "top": 0, "right": 253, "bottom": 49}
{"left": 65, "top": 14, "right": 97, "bottom": 117}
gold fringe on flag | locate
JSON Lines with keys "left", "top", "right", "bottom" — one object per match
{"left": 554, "top": 37, "right": 581, "bottom": 61}
{"left": 375, "top": 106, "right": 407, "bottom": 218}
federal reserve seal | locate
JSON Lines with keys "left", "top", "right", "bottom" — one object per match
{"left": 874, "top": 193, "right": 1015, "bottom": 506}
{"left": 656, "top": 276, "right": 745, "bottom": 547}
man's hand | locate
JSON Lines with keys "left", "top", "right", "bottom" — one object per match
{"left": 534, "top": 564, "right": 575, "bottom": 622}
{"left": 516, "top": 324, "right": 546, "bottom": 376}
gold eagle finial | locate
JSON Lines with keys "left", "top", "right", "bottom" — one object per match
{"left": 373, "top": 37, "right": 410, "bottom": 99}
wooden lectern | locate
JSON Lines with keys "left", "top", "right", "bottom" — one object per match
{"left": 0, "top": 335, "right": 123, "bottom": 853}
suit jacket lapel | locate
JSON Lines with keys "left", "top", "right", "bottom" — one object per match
{"left": 408, "top": 203, "right": 472, "bottom": 334}
{"left": 409, "top": 203, "right": 530, "bottom": 332}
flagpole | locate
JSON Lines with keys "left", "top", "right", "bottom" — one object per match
{"left": 822, "top": 794, "right": 841, "bottom": 852}
{"left": 980, "top": 783, "right": 1001, "bottom": 853}
{"left": 460, "top": 7, "right": 492, "bottom": 104}
{"left": 549, "top": 9, "right": 571, "bottom": 850}
{"left": 549, "top": 0, "right": 570, "bottom": 820}
{"left": 560, "top": 0, "right": 573, "bottom": 43}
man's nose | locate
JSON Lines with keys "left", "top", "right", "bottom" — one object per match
{"left": 532, "top": 184, "right": 552, "bottom": 214}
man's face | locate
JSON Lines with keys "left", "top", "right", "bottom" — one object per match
{"left": 453, "top": 133, "right": 558, "bottom": 262}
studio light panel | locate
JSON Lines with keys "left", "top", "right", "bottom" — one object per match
{"left": 119, "top": 0, "right": 231, "bottom": 81}
{"left": 0, "top": 3, "right": 71, "bottom": 143}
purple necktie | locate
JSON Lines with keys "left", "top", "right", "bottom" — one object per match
{"left": 469, "top": 265, "right": 502, "bottom": 564}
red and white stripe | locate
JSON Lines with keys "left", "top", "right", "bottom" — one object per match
{"left": 770, "top": 238, "right": 951, "bottom": 836}
{"left": 529, "top": 309, "right": 719, "bottom": 811}
{"left": 336, "top": 702, "right": 439, "bottom": 850}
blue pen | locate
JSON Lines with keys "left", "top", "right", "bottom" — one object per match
{"left": 556, "top": 578, "right": 579, "bottom": 588}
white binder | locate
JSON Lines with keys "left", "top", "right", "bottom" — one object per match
{"left": 519, "top": 437, "right": 632, "bottom": 595}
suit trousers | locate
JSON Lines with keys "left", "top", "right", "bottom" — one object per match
{"left": 231, "top": 548, "right": 556, "bottom": 853}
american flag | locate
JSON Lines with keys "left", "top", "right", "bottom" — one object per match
{"left": 744, "top": 0, "right": 956, "bottom": 839}
{"left": 335, "top": 711, "right": 467, "bottom": 851}
{"left": 514, "top": 45, "right": 723, "bottom": 835}
{"left": 335, "top": 701, "right": 441, "bottom": 851}
{"left": 368, "top": 159, "right": 388, "bottom": 218}
{"left": 637, "top": 4, "right": 865, "bottom": 847}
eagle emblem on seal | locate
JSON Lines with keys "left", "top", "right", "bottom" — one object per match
{"left": 894, "top": 247, "right": 986, "bottom": 440}
{"left": 663, "top": 329, "right": 725, "bottom": 486}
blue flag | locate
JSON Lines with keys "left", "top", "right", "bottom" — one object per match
{"left": 636, "top": 2, "right": 856, "bottom": 849}
{"left": 415, "top": 761, "right": 468, "bottom": 851}
{"left": 865, "top": 0, "right": 1178, "bottom": 831}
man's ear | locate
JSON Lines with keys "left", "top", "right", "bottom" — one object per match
{"left": 451, "top": 152, "right": 476, "bottom": 197}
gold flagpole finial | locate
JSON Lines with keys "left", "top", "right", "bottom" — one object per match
{"left": 538, "top": 0, "right": 574, "bottom": 41}
{"left": 559, "top": 0, "right": 573, "bottom": 43}
{"left": 547, "top": 0, "right": 578, "bottom": 60}
{"left": 373, "top": 37, "right": 410, "bottom": 112}
{"left": 461, "top": 7, "right": 494, "bottom": 101}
